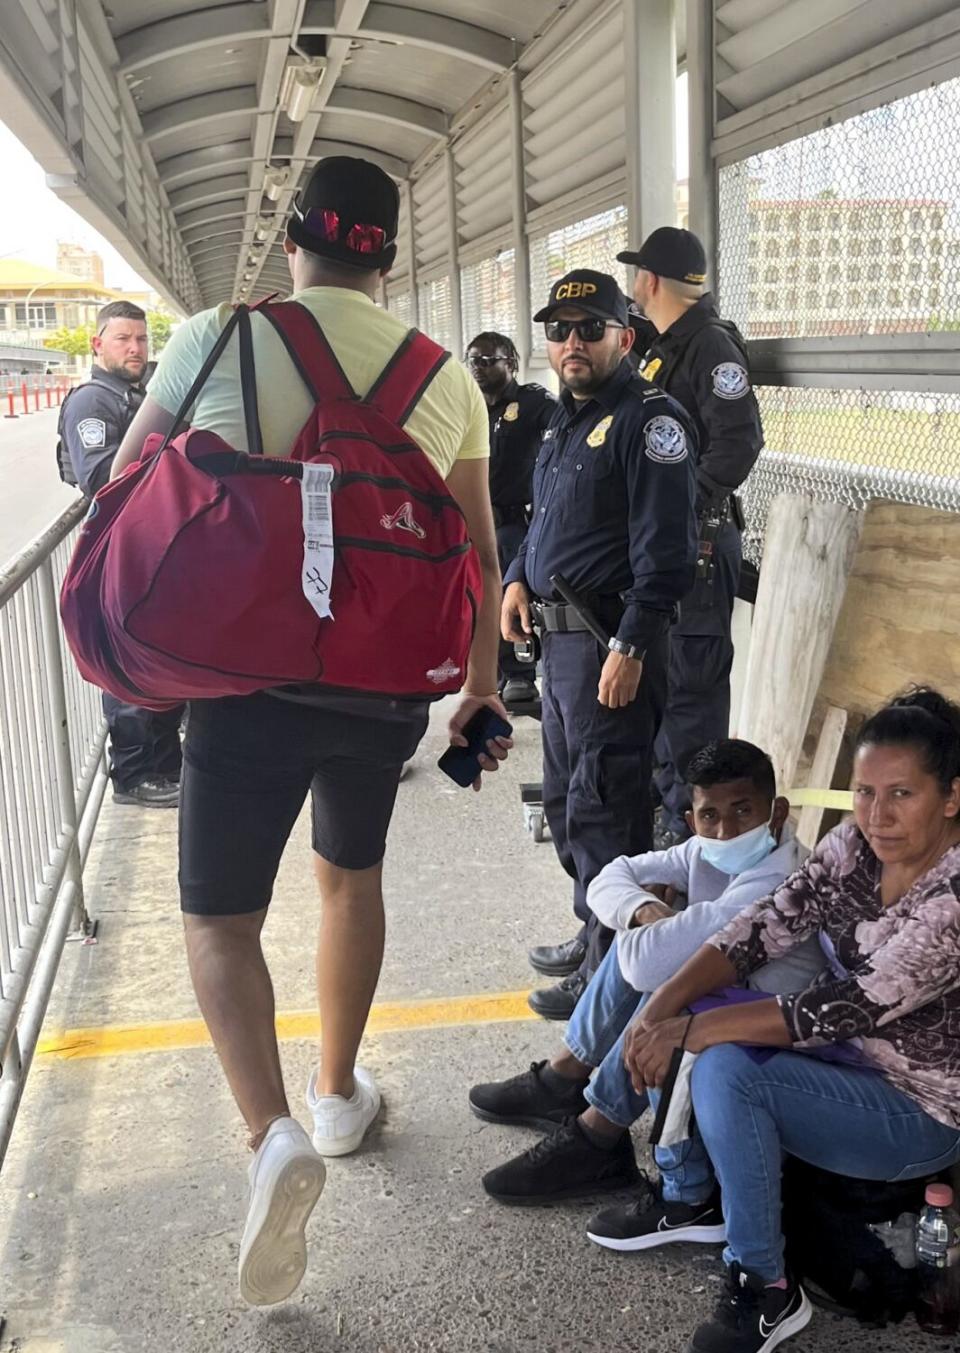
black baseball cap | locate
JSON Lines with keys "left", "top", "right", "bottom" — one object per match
{"left": 286, "top": 156, "right": 399, "bottom": 270}
{"left": 617, "top": 227, "right": 708, "bottom": 284}
{"left": 533, "top": 269, "right": 629, "bottom": 325}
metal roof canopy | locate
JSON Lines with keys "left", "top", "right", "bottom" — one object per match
{"left": 0, "top": 0, "right": 577, "bottom": 314}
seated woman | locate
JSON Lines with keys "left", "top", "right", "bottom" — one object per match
{"left": 625, "top": 687, "right": 960, "bottom": 1353}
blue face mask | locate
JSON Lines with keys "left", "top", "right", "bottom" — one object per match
{"left": 699, "top": 818, "right": 777, "bottom": 876}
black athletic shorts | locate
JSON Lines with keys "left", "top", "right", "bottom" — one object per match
{"left": 179, "top": 691, "right": 430, "bottom": 915}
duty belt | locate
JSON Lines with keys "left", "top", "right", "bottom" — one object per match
{"left": 531, "top": 598, "right": 622, "bottom": 634}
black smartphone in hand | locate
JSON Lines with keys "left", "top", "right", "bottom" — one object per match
{"left": 438, "top": 706, "right": 513, "bottom": 788}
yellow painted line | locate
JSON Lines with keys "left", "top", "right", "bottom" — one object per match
{"left": 37, "top": 989, "right": 537, "bottom": 1062}
{"left": 787, "top": 787, "right": 854, "bottom": 810}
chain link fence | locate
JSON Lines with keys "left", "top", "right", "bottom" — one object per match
{"left": 528, "top": 206, "right": 629, "bottom": 354}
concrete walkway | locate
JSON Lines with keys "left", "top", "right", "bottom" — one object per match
{"left": 0, "top": 703, "right": 937, "bottom": 1352}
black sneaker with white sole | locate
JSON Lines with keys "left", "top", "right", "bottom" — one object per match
{"left": 469, "top": 1061, "right": 589, "bottom": 1131}
{"left": 587, "top": 1171, "right": 726, "bottom": 1251}
{"left": 686, "top": 1264, "right": 812, "bottom": 1353}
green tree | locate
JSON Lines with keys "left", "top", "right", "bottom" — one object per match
{"left": 146, "top": 309, "right": 174, "bottom": 353}
{"left": 43, "top": 324, "right": 95, "bottom": 358}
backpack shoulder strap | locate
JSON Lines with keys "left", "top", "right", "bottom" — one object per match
{"left": 365, "top": 329, "right": 450, "bottom": 427}
{"left": 257, "top": 300, "right": 356, "bottom": 403}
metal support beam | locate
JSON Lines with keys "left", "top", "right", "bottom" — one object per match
{"left": 508, "top": 68, "right": 531, "bottom": 381}
{"left": 444, "top": 145, "right": 462, "bottom": 354}
{"left": 116, "top": 4, "right": 270, "bottom": 73}
{"left": 327, "top": 87, "right": 447, "bottom": 138}
{"left": 686, "top": 0, "right": 718, "bottom": 284}
{"left": 624, "top": 0, "right": 677, "bottom": 248}
{"left": 141, "top": 86, "right": 259, "bottom": 143}
{"left": 300, "top": 0, "right": 516, "bottom": 70}
{"left": 405, "top": 179, "right": 420, "bottom": 327}
{"left": 747, "top": 333, "right": 960, "bottom": 394}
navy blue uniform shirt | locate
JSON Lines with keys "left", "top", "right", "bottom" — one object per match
{"left": 639, "top": 294, "right": 762, "bottom": 509}
{"left": 57, "top": 366, "right": 145, "bottom": 498}
{"left": 487, "top": 378, "right": 556, "bottom": 518}
{"left": 504, "top": 360, "right": 698, "bottom": 653}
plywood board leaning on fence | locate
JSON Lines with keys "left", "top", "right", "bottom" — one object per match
{"left": 817, "top": 501, "right": 960, "bottom": 719}
{"left": 737, "top": 493, "right": 864, "bottom": 791}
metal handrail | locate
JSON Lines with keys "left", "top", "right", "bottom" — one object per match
{"left": 0, "top": 502, "right": 108, "bottom": 1168}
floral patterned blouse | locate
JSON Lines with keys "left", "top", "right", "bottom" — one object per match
{"left": 709, "top": 821, "right": 960, "bottom": 1129}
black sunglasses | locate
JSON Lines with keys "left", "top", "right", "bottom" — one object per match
{"left": 466, "top": 353, "right": 508, "bottom": 368}
{"left": 545, "top": 318, "right": 625, "bottom": 343}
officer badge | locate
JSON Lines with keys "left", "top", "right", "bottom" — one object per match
{"left": 586, "top": 414, "right": 613, "bottom": 448}
{"left": 712, "top": 362, "right": 749, "bottom": 400}
{"left": 641, "top": 357, "right": 662, "bottom": 381}
{"left": 502, "top": 402, "right": 519, "bottom": 422}
{"left": 644, "top": 415, "right": 688, "bottom": 464}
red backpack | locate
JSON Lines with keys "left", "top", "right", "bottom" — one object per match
{"left": 60, "top": 301, "right": 482, "bottom": 709}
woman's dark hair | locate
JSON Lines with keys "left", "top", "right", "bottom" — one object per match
{"left": 856, "top": 686, "right": 960, "bottom": 792}
{"left": 683, "top": 739, "right": 776, "bottom": 803}
{"left": 465, "top": 331, "right": 519, "bottom": 371}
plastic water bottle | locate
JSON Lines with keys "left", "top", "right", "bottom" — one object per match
{"left": 915, "top": 1183, "right": 960, "bottom": 1335}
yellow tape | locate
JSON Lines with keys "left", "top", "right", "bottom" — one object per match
{"left": 37, "top": 989, "right": 536, "bottom": 1062}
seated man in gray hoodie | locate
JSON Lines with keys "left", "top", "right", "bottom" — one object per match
{"left": 469, "top": 739, "right": 824, "bottom": 1242}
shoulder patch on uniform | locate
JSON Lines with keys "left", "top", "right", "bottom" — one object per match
{"left": 77, "top": 417, "right": 107, "bottom": 448}
{"left": 644, "top": 415, "right": 688, "bottom": 465}
{"left": 712, "top": 361, "right": 750, "bottom": 400}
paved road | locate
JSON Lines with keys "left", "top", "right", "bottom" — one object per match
{"left": 0, "top": 404, "right": 81, "bottom": 568}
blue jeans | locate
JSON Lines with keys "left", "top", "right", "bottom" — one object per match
{"left": 692, "top": 1042, "right": 960, "bottom": 1281}
{"left": 564, "top": 945, "right": 714, "bottom": 1197}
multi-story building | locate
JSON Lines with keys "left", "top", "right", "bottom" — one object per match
{"left": 0, "top": 259, "right": 124, "bottom": 369}
{"left": 56, "top": 241, "right": 106, "bottom": 288}
{"left": 743, "top": 198, "right": 950, "bottom": 336}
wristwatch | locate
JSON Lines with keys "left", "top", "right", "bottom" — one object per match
{"left": 607, "top": 636, "right": 639, "bottom": 659}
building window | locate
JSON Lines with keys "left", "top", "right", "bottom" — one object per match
{"left": 867, "top": 288, "right": 881, "bottom": 306}
{"left": 14, "top": 302, "right": 57, "bottom": 328}
{"left": 786, "top": 289, "right": 798, "bottom": 308}
{"left": 909, "top": 288, "right": 923, "bottom": 308}
{"left": 806, "top": 263, "right": 819, "bottom": 283}
{"left": 828, "top": 211, "right": 842, "bottom": 231}
{"left": 889, "top": 236, "right": 903, "bottom": 256}
{"left": 766, "top": 213, "right": 781, "bottom": 233}
{"left": 867, "top": 238, "right": 883, "bottom": 256}
{"left": 910, "top": 210, "right": 924, "bottom": 231}
{"left": 787, "top": 210, "right": 800, "bottom": 231}
{"left": 805, "top": 289, "right": 819, "bottom": 309}
{"left": 748, "top": 289, "right": 759, "bottom": 308}
{"left": 806, "top": 237, "right": 821, "bottom": 257}
{"left": 765, "top": 237, "right": 780, "bottom": 257}
{"left": 826, "top": 264, "right": 841, "bottom": 283}
{"left": 748, "top": 239, "right": 758, "bottom": 258}
{"left": 909, "top": 236, "right": 923, "bottom": 257}
{"left": 826, "top": 290, "right": 841, "bottom": 310}
{"left": 887, "top": 263, "right": 901, "bottom": 282}
{"left": 847, "top": 265, "right": 861, "bottom": 282}
{"left": 849, "top": 238, "right": 862, "bottom": 258}
{"left": 764, "top": 265, "right": 780, "bottom": 284}
{"left": 763, "top": 290, "right": 777, "bottom": 311}
{"left": 887, "top": 288, "right": 902, "bottom": 308}
{"left": 827, "top": 237, "right": 842, "bottom": 256}
{"left": 786, "top": 263, "right": 799, "bottom": 282}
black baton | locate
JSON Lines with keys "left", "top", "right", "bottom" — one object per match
{"left": 549, "top": 573, "right": 611, "bottom": 647}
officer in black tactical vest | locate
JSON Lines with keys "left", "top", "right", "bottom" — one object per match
{"left": 58, "top": 300, "right": 183, "bottom": 808}
{"left": 617, "top": 228, "right": 763, "bottom": 848}
{"left": 466, "top": 331, "right": 555, "bottom": 707}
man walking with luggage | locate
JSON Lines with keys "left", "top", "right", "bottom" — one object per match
{"left": 113, "top": 158, "right": 507, "bottom": 1306}
{"left": 58, "top": 300, "right": 182, "bottom": 808}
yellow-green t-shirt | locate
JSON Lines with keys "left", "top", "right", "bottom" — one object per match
{"left": 148, "top": 287, "right": 489, "bottom": 478}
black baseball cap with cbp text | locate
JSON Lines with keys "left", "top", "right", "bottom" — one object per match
{"left": 286, "top": 156, "right": 399, "bottom": 271}
{"left": 617, "top": 227, "right": 707, "bottom": 285}
{"left": 533, "top": 269, "right": 629, "bottom": 326}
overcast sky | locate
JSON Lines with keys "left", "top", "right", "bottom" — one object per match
{"left": 0, "top": 120, "right": 150, "bottom": 291}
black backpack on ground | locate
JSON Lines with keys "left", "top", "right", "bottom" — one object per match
{"left": 782, "top": 1158, "right": 935, "bottom": 1327}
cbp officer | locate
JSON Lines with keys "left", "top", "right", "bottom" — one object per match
{"left": 58, "top": 300, "right": 183, "bottom": 808}
{"left": 618, "top": 228, "right": 763, "bottom": 847}
{"left": 466, "top": 330, "right": 555, "bottom": 705}
{"left": 502, "top": 270, "right": 698, "bottom": 1018}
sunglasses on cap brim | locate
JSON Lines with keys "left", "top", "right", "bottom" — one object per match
{"left": 292, "top": 197, "right": 388, "bottom": 254}
{"left": 544, "top": 318, "right": 625, "bottom": 343}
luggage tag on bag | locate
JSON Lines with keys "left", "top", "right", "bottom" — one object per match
{"left": 300, "top": 463, "right": 335, "bottom": 619}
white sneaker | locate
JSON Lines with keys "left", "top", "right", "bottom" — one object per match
{"left": 238, "top": 1116, "right": 326, "bottom": 1306}
{"left": 306, "top": 1065, "right": 381, "bottom": 1156}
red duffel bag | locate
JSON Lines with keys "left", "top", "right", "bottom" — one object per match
{"left": 60, "top": 301, "right": 481, "bottom": 709}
